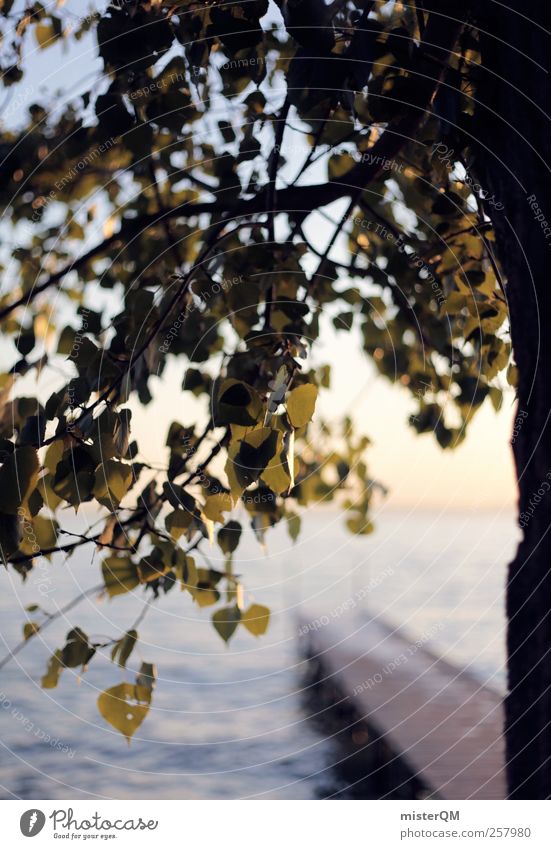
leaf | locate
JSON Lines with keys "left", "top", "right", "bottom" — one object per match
{"left": 212, "top": 605, "right": 241, "bottom": 642}
{"left": 165, "top": 508, "right": 192, "bottom": 540}
{"left": 286, "top": 384, "right": 318, "bottom": 428}
{"left": 97, "top": 683, "right": 149, "bottom": 743}
{"left": 111, "top": 629, "right": 138, "bottom": 668}
{"left": 36, "top": 473, "right": 63, "bottom": 511}
{"left": 328, "top": 152, "right": 356, "bottom": 180}
{"left": 0, "top": 512, "right": 21, "bottom": 564}
{"left": 489, "top": 386, "right": 503, "bottom": 412}
{"left": 192, "top": 586, "right": 220, "bottom": 607}
{"left": 260, "top": 444, "right": 293, "bottom": 495}
{"left": 346, "top": 514, "right": 374, "bottom": 536}
{"left": 232, "top": 427, "right": 279, "bottom": 490}
{"left": 216, "top": 379, "right": 262, "bottom": 426}
{"left": 61, "top": 627, "right": 94, "bottom": 669}
{"left": 287, "top": 512, "right": 301, "bottom": 542}
{"left": 41, "top": 649, "right": 64, "bottom": 689}
{"left": 0, "top": 447, "right": 39, "bottom": 513}
{"left": 23, "top": 621, "right": 40, "bottom": 641}
{"left": 137, "top": 549, "right": 171, "bottom": 584}
{"left": 35, "top": 21, "right": 55, "bottom": 49}
{"left": 25, "top": 515, "right": 58, "bottom": 554}
{"left": 52, "top": 447, "right": 96, "bottom": 507}
{"left": 135, "top": 661, "right": 156, "bottom": 704}
{"left": 174, "top": 550, "right": 198, "bottom": 592}
{"left": 240, "top": 604, "right": 270, "bottom": 636}
{"left": 202, "top": 492, "right": 233, "bottom": 522}
{"left": 44, "top": 440, "right": 64, "bottom": 474}
{"left": 102, "top": 555, "right": 139, "bottom": 597}
{"left": 93, "top": 460, "right": 133, "bottom": 508}
{"left": 217, "top": 520, "right": 242, "bottom": 555}
{"left": 507, "top": 363, "right": 518, "bottom": 387}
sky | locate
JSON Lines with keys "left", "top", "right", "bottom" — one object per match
{"left": 2, "top": 0, "right": 518, "bottom": 512}
{"left": 129, "top": 325, "right": 517, "bottom": 512}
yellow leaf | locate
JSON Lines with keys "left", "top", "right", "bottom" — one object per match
{"left": 101, "top": 556, "right": 139, "bottom": 597}
{"left": 35, "top": 21, "right": 54, "bottom": 49}
{"left": 41, "top": 649, "right": 63, "bottom": 689}
{"left": 241, "top": 604, "right": 270, "bottom": 636}
{"left": 44, "top": 440, "right": 64, "bottom": 474}
{"left": 37, "top": 473, "right": 63, "bottom": 511}
{"left": 97, "top": 683, "right": 149, "bottom": 743}
{"left": 286, "top": 384, "right": 318, "bottom": 428}
{"left": 202, "top": 493, "right": 233, "bottom": 522}
{"left": 103, "top": 216, "right": 115, "bottom": 238}
{"left": 192, "top": 587, "right": 220, "bottom": 607}
{"left": 23, "top": 621, "right": 40, "bottom": 641}
{"left": 225, "top": 443, "right": 245, "bottom": 501}
{"left": 165, "top": 508, "right": 192, "bottom": 540}
{"left": 260, "top": 452, "right": 291, "bottom": 495}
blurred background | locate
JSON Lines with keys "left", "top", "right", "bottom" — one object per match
{"left": 0, "top": 0, "right": 518, "bottom": 800}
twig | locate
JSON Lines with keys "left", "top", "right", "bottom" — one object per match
{"left": 0, "top": 583, "right": 103, "bottom": 672}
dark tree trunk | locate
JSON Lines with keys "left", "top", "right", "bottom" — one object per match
{"left": 473, "top": 1, "right": 551, "bottom": 798}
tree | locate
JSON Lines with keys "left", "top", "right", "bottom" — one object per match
{"left": 0, "top": 0, "right": 546, "bottom": 796}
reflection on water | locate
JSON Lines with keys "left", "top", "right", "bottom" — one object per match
{"left": 0, "top": 509, "right": 517, "bottom": 799}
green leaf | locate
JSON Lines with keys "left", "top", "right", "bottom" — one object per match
{"left": 0, "top": 447, "right": 39, "bottom": 513}
{"left": 102, "top": 555, "right": 139, "bottom": 597}
{"left": 61, "top": 627, "right": 94, "bottom": 669}
{"left": 217, "top": 520, "right": 242, "bottom": 555}
{"left": 57, "top": 326, "right": 76, "bottom": 354}
{"left": 36, "top": 473, "right": 63, "bottom": 511}
{"left": 286, "top": 512, "right": 301, "bottom": 542}
{"left": 212, "top": 605, "right": 241, "bottom": 642}
{"left": 52, "top": 447, "right": 96, "bottom": 507}
{"left": 0, "top": 512, "right": 21, "bottom": 564}
{"left": 111, "top": 629, "right": 138, "bottom": 668}
{"left": 137, "top": 549, "right": 171, "bottom": 584}
{"left": 216, "top": 379, "right": 262, "bottom": 426}
{"left": 44, "top": 440, "right": 64, "bottom": 474}
{"left": 240, "top": 603, "right": 270, "bottom": 636}
{"left": 174, "top": 550, "right": 198, "bottom": 592}
{"left": 20, "top": 515, "right": 58, "bottom": 555}
{"left": 286, "top": 384, "right": 318, "bottom": 428}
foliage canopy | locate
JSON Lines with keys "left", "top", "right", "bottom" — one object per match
{"left": 0, "top": 0, "right": 510, "bottom": 739}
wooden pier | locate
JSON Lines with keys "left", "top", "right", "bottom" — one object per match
{"left": 299, "top": 612, "right": 506, "bottom": 799}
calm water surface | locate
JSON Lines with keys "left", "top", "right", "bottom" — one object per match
{"left": 0, "top": 508, "right": 518, "bottom": 799}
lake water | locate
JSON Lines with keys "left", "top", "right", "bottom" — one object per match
{"left": 0, "top": 508, "right": 518, "bottom": 799}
